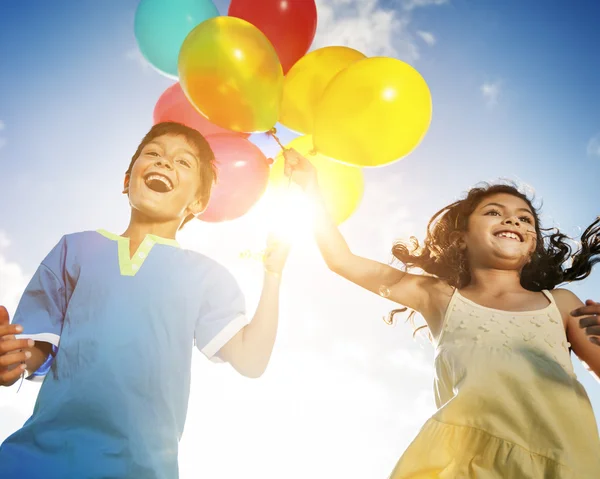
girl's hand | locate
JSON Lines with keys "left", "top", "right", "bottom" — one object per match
{"left": 263, "top": 234, "right": 291, "bottom": 279}
{"left": 572, "top": 299, "right": 600, "bottom": 346}
{"left": 283, "top": 148, "right": 318, "bottom": 191}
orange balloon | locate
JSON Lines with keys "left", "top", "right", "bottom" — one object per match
{"left": 178, "top": 17, "right": 284, "bottom": 133}
{"left": 279, "top": 46, "right": 366, "bottom": 134}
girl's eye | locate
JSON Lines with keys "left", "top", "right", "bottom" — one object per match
{"left": 146, "top": 151, "right": 159, "bottom": 157}
{"left": 519, "top": 216, "right": 533, "bottom": 224}
{"left": 485, "top": 210, "right": 500, "bottom": 216}
{"left": 177, "top": 159, "right": 191, "bottom": 167}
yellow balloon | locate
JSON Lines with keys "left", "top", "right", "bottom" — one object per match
{"left": 270, "top": 135, "right": 364, "bottom": 225}
{"left": 279, "top": 46, "right": 366, "bottom": 135}
{"left": 313, "top": 57, "right": 432, "bottom": 167}
{"left": 178, "top": 17, "right": 284, "bottom": 133}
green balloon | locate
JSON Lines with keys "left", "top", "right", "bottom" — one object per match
{"left": 134, "top": 0, "right": 219, "bottom": 78}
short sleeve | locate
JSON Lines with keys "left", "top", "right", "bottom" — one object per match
{"left": 195, "top": 264, "right": 248, "bottom": 361}
{"left": 13, "top": 236, "right": 68, "bottom": 380}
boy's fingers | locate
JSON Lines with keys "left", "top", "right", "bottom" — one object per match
{"left": 0, "top": 350, "right": 30, "bottom": 368}
{"left": 584, "top": 326, "right": 600, "bottom": 336}
{"left": 0, "top": 324, "right": 22, "bottom": 339}
{"left": 0, "top": 306, "right": 9, "bottom": 325}
{"left": 571, "top": 305, "right": 600, "bottom": 317}
{"left": 0, "top": 364, "right": 26, "bottom": 386}
{"left": 0, "top": 338, "right": 34, "bottom": 355}
{"left": 579, "top": 316, "right": 600, "bottom": 329}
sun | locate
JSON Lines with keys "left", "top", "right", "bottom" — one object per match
{"left": 238, "top": 184, "right": 317, "bottom": 261}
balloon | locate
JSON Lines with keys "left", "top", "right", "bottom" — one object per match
{"left": 313, "top": 57, "right": 432, "bottom": 168}
{"left": 269, "top": 135, "right": 364, "bottom": 225}
{"left": 134, "top": 0, "right": 219, "bottom": 78}
{"left": 279, "top": 46, "right": 366, "bottom": 135}
{"left": 154, "top": 83, "right": 250, "bottom": 138}
{"left": 178, "top": 17, "right": 284, "bottom": 133}
{"left": 228, "top": 0, "right": 317, "bottom": 74}
{"left": 198, "top": 135, "right": 270, "bottom": 222}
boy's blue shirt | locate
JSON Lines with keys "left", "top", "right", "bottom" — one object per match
{"left": 0, "top": 230, "right": 248, "bottom": 479}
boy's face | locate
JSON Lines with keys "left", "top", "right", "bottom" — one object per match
{"left": 125, "top": 134, "right": 205, "bottom": 223}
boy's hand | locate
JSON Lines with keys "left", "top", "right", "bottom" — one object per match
{"left": 263, "top": 234, "right": 291, "bottom": 278}
{"left": 572, "top": 299, "right": 600, "bottom": 346}
{"left": 0, "top": 306, "right": 33, "bottom": 386}
{"left": 283, "top": 148, "right": 318, "bottom": 191}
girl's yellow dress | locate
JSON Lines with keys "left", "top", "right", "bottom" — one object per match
{"left": 390, "top": 289, "right": 600, "bottom": 478}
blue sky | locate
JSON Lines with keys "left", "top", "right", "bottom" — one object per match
{"left": 1, "top": 1, "right": 599, "bottom": 477}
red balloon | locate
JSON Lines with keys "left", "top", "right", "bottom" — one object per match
{"left": 199, "top": 135, "right": 270, "bottom": 222}
{"left": 154, "top": 83, "right": 250, "bottom": 138}
{"left": 228, "top": 0, "right": 317, "bottom": 74}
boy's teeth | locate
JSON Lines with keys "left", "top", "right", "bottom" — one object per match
{"left": 145, "top": 174, "right": 173, "bottom": 191}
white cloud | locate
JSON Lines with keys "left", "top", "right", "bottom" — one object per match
{"left": 587, "top": 133, "right": 600, "bottom": 157}
{"left": 313, "top": 0, "right": 446, "bottom": 62}
{"left": 417, "top": 30, "right": 436, "bottom": 46}
{"left": 481, "top": 81, "right": 502, "bottom": 107}
{"left": 403, "top": 0, "right": 449, "bottom": 11}
{"left": 125, "top": 47, "right": 154, "bottom": 74}
{"left": 0, "top": 235, "right": 30, "bottom": 317}
{"left": 0, "top": 120, "right": 5, "bottom": 131}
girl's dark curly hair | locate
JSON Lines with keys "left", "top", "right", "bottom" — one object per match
{"left": 386, "top": 182, "right": 600, "bottom": 328}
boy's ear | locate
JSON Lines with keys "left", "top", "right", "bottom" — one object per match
{"left": 187, "top": 199, "right": 207, "bottom": 217}
{"left": 123, "top": 174, "right": 130, "bottom": 194}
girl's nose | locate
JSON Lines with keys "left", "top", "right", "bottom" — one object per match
{"left": 503, "top": 216, "right": 520, "bottom": 226}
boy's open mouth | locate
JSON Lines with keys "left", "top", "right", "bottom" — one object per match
{"left": 144, "top": 173, "right": 173, "bottom": 193}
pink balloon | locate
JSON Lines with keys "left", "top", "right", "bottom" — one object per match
{"left": 154, "top": 83, "right": 250, "bottom": 138}
{"left": 199, "top": 135, "right": 270, "bottom": 222}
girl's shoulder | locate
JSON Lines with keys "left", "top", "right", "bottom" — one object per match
{"left": 420, "top": 278, "right": 455, "bottom": 338}
{"left": 548, "top": 288, "right": 583, "bottom": 327}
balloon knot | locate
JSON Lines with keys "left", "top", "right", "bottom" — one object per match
{"left": 308, "top": 148, "right": 318, "bottom": 156}
{"left": 266, "top": 157, "right": 275, "bottom": 165}
{"left": 268, "top": 127, "right": 277, "bottom": 135}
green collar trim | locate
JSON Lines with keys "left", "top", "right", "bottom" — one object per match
{"left": 97, "top": 229, "right": 179, "bottom": 276}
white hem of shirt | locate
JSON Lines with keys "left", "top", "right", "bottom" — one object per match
{"left": 16, "top": 332, "right": 60, "bottom": 347}
{"left": 201, "top": 314, "right": 248, "bottom": 363}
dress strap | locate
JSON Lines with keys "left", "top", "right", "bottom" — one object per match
{"left": 541, "top": 289, "right": 555, "bottom": 305}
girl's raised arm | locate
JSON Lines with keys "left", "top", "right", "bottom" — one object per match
{"left": 285, "top": 149, "right": 440, "bottom": 314}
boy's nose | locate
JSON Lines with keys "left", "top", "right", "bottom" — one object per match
{"left": 155, "top": 159, "right": 173, "bottom": 170}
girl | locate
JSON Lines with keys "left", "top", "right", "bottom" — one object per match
{"left": 284, "top": 148, "right": 600, "bottom": 478}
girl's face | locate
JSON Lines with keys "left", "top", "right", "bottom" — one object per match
{"left": 462, "top": 193, "right": 538, "bottom": 270}
{"left": 125, "top": 134, "right": 205, "bottom": 223}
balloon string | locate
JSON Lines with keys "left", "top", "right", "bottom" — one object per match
{"left": 268, "top": 127, "right": 285, "bottom": 151}
{"left": 267, "top": 128, "right": 293, "bottom": 188}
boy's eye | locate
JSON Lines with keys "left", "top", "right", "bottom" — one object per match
{"left": 177, "top": 158, "right": 191, "bottom": 167}
{"left": 146, "top": 151, "right": 159, "bottom": 157}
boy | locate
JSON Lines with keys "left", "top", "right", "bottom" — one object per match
{"left": 0, "top": 122, "right": 289, "bottom": 478}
